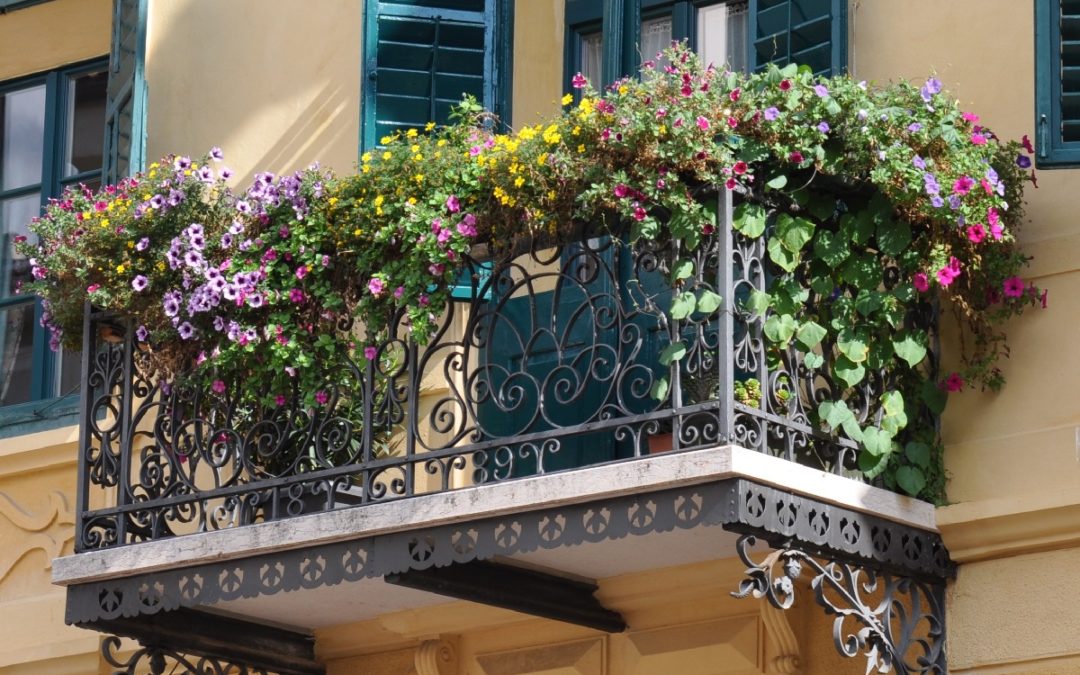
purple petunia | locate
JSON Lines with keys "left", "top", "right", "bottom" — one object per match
{"left": 209, "top": 146, "right": 224, "bottom": 161}
{"left": 177, "top": 322, "right": 195, "bottom": 340}
{"left": 136, "top": 325, "right": 149, "bottom": 342}
{"left": 764, "top": 107, "right": 779, "bottom": 121}
{"left": 132, "top": 275, "right": 149, "bottom": 292}
{"left": 1017, "top": 155, "right": 1032, "bottom": 169}
{"left": 817, "top": 121, "right": 830, "bottom": 134}
{"left": 920, "top": 77, "right": 942, "bottom": 103}
{"left": 912, "top": 155, "right": 926, "bottom": 170}
{"left": 136, "top": 237, "right": 150, "bottom": 251}
{"left": 813, "top": 84, "right": 829, "bottom": 97}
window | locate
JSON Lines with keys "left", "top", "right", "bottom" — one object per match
{"left": 0, "top": 61, "right": 107, "bottom": 408}
{"left": 1036, "top": 0, "right": 1080, "bottom": 167}
{"left": 566, "top": 0, "right": 843, "bottom": 89}
{"left": 361, "top": 0, "right": 512, "bottom": 150}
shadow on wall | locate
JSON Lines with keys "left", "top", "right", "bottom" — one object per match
{"left": 144, "top": 0, "right": 362, "bottom": 184}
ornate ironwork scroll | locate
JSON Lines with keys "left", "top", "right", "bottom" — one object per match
{"left": 732, "top": 535, "right": 946, "bottom": 675}
{"left": 102, "top": 636, "right": 271, "bottom": 674}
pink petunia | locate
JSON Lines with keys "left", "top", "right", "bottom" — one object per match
{"left": 966, "top": 224, "right": 986, "bottom": 243}
{"left": 314, "top": 390, "right": 329, "bottom": 405}
{"left": 212, "top": 380, "right": 226, "bottom": 394}
{"left": 971, "top": 133, "right": 987, "bottom": 145}
{"left": 936, "top": 257, "right": 962, "bottom": 287}
{"left": 961, "top": 112, "right": 980, "bottom": 123}
{"left": 789, "top": 151, "right": 804, "bottom": 164}
{"left": 1003, "top": 276, "right": 1026, "bottom": 298}
{"left": 952, "top": 176, "right": 975, "bottom": 195}
{"left": 732, "top": 161, "right": 748, "bottom": 175}
{"left": 571, "top": 72, "right": 588, "bottom": 89}
{"left": 943, "top": 372, "right": 964, "bottom": 392}
{"left": 446, "top": 195, "right": 461, "bottom": 213}
{"left": 696, "top": 116, "right": 710, "bottom": 131}
{"left": 913, "top": 272, "right": 930, "bottom": 293}
{"left": 364, "top": 346, "right": 378, "bottom": 360}
{"left": 368, "top": 277, "right": 385, "bottom": 297}
{"left": 275, "top": 394, "right": 287, "bottom": 406}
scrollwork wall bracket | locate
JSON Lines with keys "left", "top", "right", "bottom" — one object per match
{"left": 732, "top": 535, "right": 946, "bottom": 675}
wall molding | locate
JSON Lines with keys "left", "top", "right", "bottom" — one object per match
{"left": 0, "top": 490, "right": 74, "bottom": 583}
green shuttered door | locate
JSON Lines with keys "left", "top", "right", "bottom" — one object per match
{"left": 749, "top": 0, "right": 846, "bottom": 76}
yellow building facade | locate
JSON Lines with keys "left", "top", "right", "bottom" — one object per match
{"left": 0, "top": 1, "right": 1076, "bottom": 673}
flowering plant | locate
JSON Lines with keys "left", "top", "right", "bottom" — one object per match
{"left": 19, "top": 43, "right": 1042, "bottom": 501}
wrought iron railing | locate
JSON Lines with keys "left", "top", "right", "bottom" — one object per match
{"left": 74, "top": 191, "right": 936, "bottom": 550}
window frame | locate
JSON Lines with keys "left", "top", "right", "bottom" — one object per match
{"left": 360, "top": 0, "right": 514, "bottom": 152}
{"left": 0, "top": 56, "right": 107, "bottom": 424}
{"left": 1035, "top": 0, "right": 1080, "bottom": 167}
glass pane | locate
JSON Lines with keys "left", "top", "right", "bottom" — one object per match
{"left": 1, "top": 192, "right": 40, "bottom": 297}
{"left": 641, "top": 16, "right": 673, "bottom": 69}
{"left": 58, "top": 346, "right": 81, "bottom": 397}
{"left": 580, "top": 32, "right": 603, "bottom": 89}
{"left": 0, "top": 83, "right": 46, "bottom": 191}
{"left": 698, "top": 1, "right": 749, "bottom": 73}
{"left": 0, "top": 300, "right": 36, "bottom": 406}
{"left": 65, "top": 70, "right": 108, "bottom": 177}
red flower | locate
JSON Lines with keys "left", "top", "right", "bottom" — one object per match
{"left": 779, "top": 79, "right": 792, "bottom": 91}
{"left": 789, "top": 151, "right": 804, "bottom": 164}
{"left": 732, "top": 161, "right": 748, "bottom": 175}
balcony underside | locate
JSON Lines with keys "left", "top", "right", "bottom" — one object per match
{"left": 56, "top": 446, "right": 951, "bottom": 673}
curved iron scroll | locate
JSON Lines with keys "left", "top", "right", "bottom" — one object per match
{"left": 102, "top": 636, "right": 271, "bottom": 674}
{"left": 732, "top": 535, "right": 945, "bottom": 675}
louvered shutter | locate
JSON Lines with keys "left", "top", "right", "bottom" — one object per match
{"left": 102, "top": 0, "right": 147, "bottom": 185}
{"left": 362, "top": 0, "right": 492, "bottom": 149}
{"left": 1036, "top": 0, "right": 1080, "bottom": 165}
{"left": 748, "top": 0, "right": 846, "bottom": 76}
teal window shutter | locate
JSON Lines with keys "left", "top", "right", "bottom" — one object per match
{"left": 102, "top": 0, "right": 147, "bottom": 185}
{"left": 362, "top": 0, "right": 510, "bottom": 150}
{"left": 748, "top": 0, "right": 846, "bottom": 76}
{"left": 1036, "top": 0, "right": 1080, "bottom": 167}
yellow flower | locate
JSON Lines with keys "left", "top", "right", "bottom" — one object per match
{"left": 329, "top": 197, "right": 339, "bottom": 206}
{"left": 537, "top": 153, "right": 548, "bottom": 166}
{"left": 410, "top": 144, "right": 420, "bottom": 153}
{"left": 407, "top": 196, "right": 417, "bottom": 205}
{"left": 381, "top": 135, "right": 395, "bottom": 145}
{"left": 362, "top": 165, "right": 371, "bottom": 173}
{"left": 514, "top": 176, "right": 525, "bottom": 188}
{"left": 572, "top": 126, "right": 581, "bottom": 136}
{"left": 116, "top": 264, "right": 125, "bottom": 274}
{"left": 127, "top": 241, "right": 134, "bottom": 249}
{"left": 577, "top": 144, "right": 585, "bottom": 153}
{"left": 353, "top": 228, "right": 363, "bottom": 236}
{"left": 361, "top": 152, "right": 372, "bottom": 163}
{"left": 150, "top": 162, "right": 160, "bottom": 169}
{"left": 376, "top": 206, "right": 383, "bottom": 216}
{"left": 156, "top": 261, "right": 166, "bottom": 272}
{"left": 413, "top": 153, "right": 423, "bottom": 161}
{"left": 425, "top": 121, "right": 436, "bottom": 131}
{"left": 374, "top": 195, "right": 384, "bottom": 207}
{"left": 437, "top": 139, "right": 447, "bottom": 147}
{"left": 578, "top": 98, "right": 595, "bottom": 116}
{"left": 414, "top": 174, "right": 424, "bottom": 183}
{"left": 561, "top": 93, "right": 573, "bottom": 106}
{"left": 382, "top": 151, "right": 392, "bottom": 160}
{"left": 184, "top": 169, "right": 192, "bottom": 177}
{"left": 618, "top": 84, "right": 628, "bottom": 94}
{"left": 406, "top": 128, "right": 418, "bottom": 138}
{"left": 100, "top": 218, "right": 110, "bottom": 228}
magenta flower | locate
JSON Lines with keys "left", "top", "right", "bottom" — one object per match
{"left": 393, "top": 286, "right": 405, "bottom": 299}
{"left": 275, "top": 394, "right": 287, "bottom": 406}
{"left": 680, "top": 84, "right": 693, "bottom": 97}
{"left": 614, "top": 184, "right": 629, "bottom": 198}
{"left": 446, "top": 195, "right": 461, "bottom": 213}
{"left": 456, "top": 213, "right": 478, "bottom": 237}
{"left": 696, "top": 116, "right": 710, "bottom": 131}
{"left": 936, "top": 257, "right": 962, "bottom": 287}
{"left": 364, "top": 346, "right": 378, "bottom": 360}
{"left": 729, "top": 88, "right": 741, "bottom": 102}
{"left": 1003, "top": 276, "right": 1026, "bottom": 298}
{"left": 212, "top": 380, "right": 226, "bottom": 394}
{"left": 732, "top": 161, "right": 748, "bottom": 175}
{"left": 1022, "top": 134, "right": 1035, "bottom": 153}
{"left": 571, "top": 72, "right": 588, "bottom": 89}
{"left": 779, "top": 79, "right": 791, "bottom": 91}
{"left": 971, "top": 133, "right": 987, "bottom": 145}
{"left": 633, "top": 206, "right": 647, "bottom": 221}
{"left": 943, "top": 372, "right": 964, "bottom": 392}
{"left": 87, "top": 283, "right": 100, "bottom": 293}
{"left": 295, "top": 265, "right": 308, "bottom": 280}
{"left": 952, "top": 176, "right": 975, "bottom": 195}
{"left": 368, "top": 277, "right": 386, "bottom": 297}
{"left": 961, "top": 112, "right": 980, "bottom": 123}
{"left": 789, "top": 151, "right": 804, "bottom": 164}
{"left": 289, "top": 288, "right": 305, "bottom": 303}
{"left": 314, "top": 390, "right": 329, "bottom": 405}
{"left": 966, "top": 224, "right": 986, "bottom": 243}
{"left": 913, "top": 272, "right": 930, "bottom": 293}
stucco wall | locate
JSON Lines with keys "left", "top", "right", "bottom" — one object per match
{"left": 0, "top": 0, "right": 110, "bottom": 80}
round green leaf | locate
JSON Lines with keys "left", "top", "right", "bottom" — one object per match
{"left": 892, "top": 332, "right": 928, "bottom": 367}
{"left": 696, "top": 290, "right": 722, "bottom": 314}
{"left": 670, "top": 292, "right": 696, "bottom": 320}
{"left": 763, "top": 314, "right": 797, "bottom": 346}
{"left": 833, "top": 355, "right": 866, "bottom": 387}
{"left": 733, "top": 203, "right": 767, "bottom": 238}
{"left": 795, "top": 320, "right": 827, "bottom": 351}
{"left": 895, "top": 465, "right": 927, "bottom": 496}
{"left": 659, "top": 341, "right": 687, "bottom": 366}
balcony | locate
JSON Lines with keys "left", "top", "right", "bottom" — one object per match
{"left": 54, "top": 192, "right": 952, "bottom": 674}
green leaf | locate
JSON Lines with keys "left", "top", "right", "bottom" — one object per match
{"left": 837, "top": 328, "right": 869, "bottom": 363}
{"left": 745, "top": 289, "right": 771, "bottom": 316}
{"left": 803, "top": 352, "right": 824, "bottom": 369}
{"left": 920, "top": 380, "right": 948, "bottom": 415}
{"left": 881, "top": 390, "right": 905, "bottom": 417}
{"left": 834, "top": 355, "right": 866, "bottom": 387}
{"left": 840, "top": 414, "right": 864, "bottom": 442}
{"left": 876, "top": 220, "right": 912, "bottom": 257}
{"left": 651, "top": 377, "right": 670, "bottom": 401}
{"left": 813, "top": 230, "right": 850, "bottom": 268}
{"left": 780, "top": 63, "right": 799, "bottom": 78}
{"left": 841, "top": 253, "right": 880, "bottom": 289}
{"left": 891, "top": 332, "right": 928, "bottom": 367}
{"left": 769, "top": 278, "right": 809, "bottom": 314}
{"left": 859, "top": 450, "right": 891, "bottom": 478}
{"left": 766, "top": 174, "right": 788, "bottom": 190}
{"left": 696, "top": 290, "right": 722, "bottom": 314}
{"left": 854, "top": 290, "right": 883, "bottom": 316}
{"left": 861, "top": 427, "right": 894, "bottom": 457}
{"left": 818, "top": 400, "right": 852, "bottom": 430}
{"left": 671, "top": 259, "right": 694, "bottom": 282}
{"left": 807, "top": 194, "right": 835, "bottom": 221}
{"left": 659, "top": 341, "right": 686, "bottom": 366}
{"left": 810, "top": 275, "right": 834, "bottom": 296}
{"left": 840, "top": 210, "right": 874, "bottom": 245}
{"left": 895, "top": 465, "right": 927, "bottom": 496}
{"left": 763, "top": 314, "right": 797, "bottom": 346}
{"left": 905, "top": 442, "right": 931, "bottom": 468}
{"left": 795, "top": 320, "right": 827, "bottom": 351}
{"left": 767, "top": 236, "right": 799, "bottom": 272}
{"left": 670, "top": 292, "right": 696, "bottom": 320}
{"left": 733, "top": 203, "right": 767, "bottom": 238}
{"left": 776, "top": 214, "right": 815, "bottom": 252}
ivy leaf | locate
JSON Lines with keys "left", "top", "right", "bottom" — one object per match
{"left": 780, "top": 63, "right": 799, "bottom": 78}
{"left": 766, "top": 174, "right": 788, "bottom": 190}
{"left": 810, "top": 274, "right": 834, "bottom": 296}
{"left": 807, "top": 194, "right": 836, "bottom": 221}
{"left": 796, "top": 320, "right": 827, "bottom": 351}
{"left": 905, "top": 441, "right": 931, "bottom": 468}
{"left": 818, "top": 400, "right": 852, "bottom": 430}
{"left": 769, "top": 278, "right": 809, "bottom": 314}
{"left": 651, "top": 376, "right": 670, "bottom": 401}
{"left": 813, "top": 230, "right": 850, "bottom": 268}
{"left": 767, "top": 236, "right": 800, "bottom": 272}
{"left": 833, "top": 355, "right": 866, "bottom": 387}
{"left": 881, "top": 390, "right": 905, "bottom": 417}
{"left": 696, "top": 290, "right": 722, "bottom": 314}
{"left": 670, "top": 292, "right": 696, "bottom": 319}
{"left": 733, "top": 203, "right": 767, "bottom": 238}
{"left": 920, "top": 380, "right": 948, "bottom": 415}
{"left": 837, "top": 328, "right": 869, "bottom": 363}
{"left": 671, "top": 259, "right": 694, "bottom": 282}
{"left": 861, "top": 427, "right": 894, "bottom": 457}
{"left": 892, "top": 332, "right": 928, "bottom": 367}
{"left": 776, "top": 214, "right": 815, "bottom": 253}
{"left": 803, "top": 352, "right": 825, "bottom": 369}
{"left": 895, "top": 465, "right": 927, "bottom": 496}
{"left": 876, "top": 219, "right": 912, "bottom": 257}
{"left": 854, "top": 290, "right": 883, "bottom": 316}
{"left": 763, "top": 313, "right": 797, "bottom": 346}
{"left": 840, "top": 211, "right": 874, "bottom": 245}
{"left": 744, "top": 289, "right": 771, "bottom": 316}
{"left": 659, "top": 341, "right": 686, "bottom": 366}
